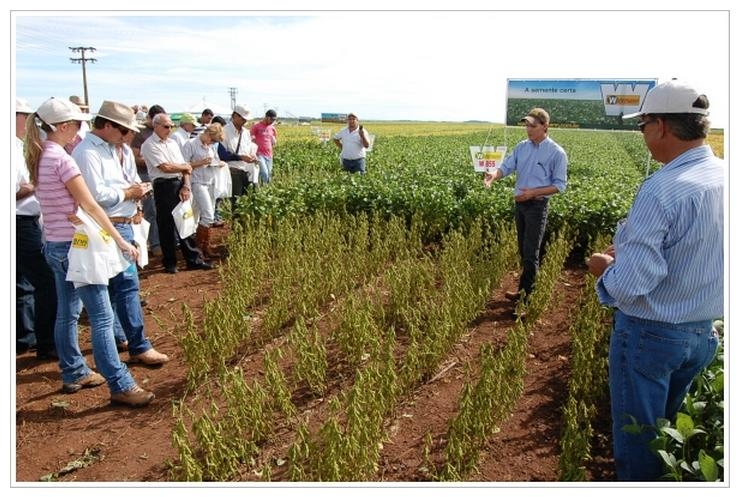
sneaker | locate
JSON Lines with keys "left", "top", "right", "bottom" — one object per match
{"left": 504, "top": 291, "right": 521, "bottom": 302}
{"left": 129, "top": 348, "right": 170, "bottom": 366}
{"left": 110, "top": 385, "right": 155, "bottom": 407}
{"left": 164, "top": 265, "right": 178, "bottom": 274}
{"left": 62, "top": 371, "right": 106, "bottom": 394}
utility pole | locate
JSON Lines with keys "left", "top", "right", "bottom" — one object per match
{"left": 69, "top": 46, "right": 96, "bottom": 108}
{"left": 228, "top": 87, "right": 238, "bottom": 110}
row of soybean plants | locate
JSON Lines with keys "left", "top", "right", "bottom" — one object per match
{"left": 557, "top": 232, "right": 724, "bottom": 482}
{"left": 434, "top": 227, "right": 575, "bottom": 480}
{"left": 171, "top": 213, "right": 520, "bottom": 481}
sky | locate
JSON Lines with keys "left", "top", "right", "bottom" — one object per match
{"left": 9, "top": 6, "right": 732, "bottom": 127}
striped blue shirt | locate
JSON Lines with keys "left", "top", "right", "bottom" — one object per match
{"left": 596, "top": 145, "right": 724, "bottom": 323}
{"left": 498, "top": 136, "right": 568, "bottom": 197}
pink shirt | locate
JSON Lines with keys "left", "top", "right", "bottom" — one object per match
{"left": 250, "top": 121, "right": 277, "bottom": 158}
{"left": 35, "top": 141, "right": 81, "bottom": 242}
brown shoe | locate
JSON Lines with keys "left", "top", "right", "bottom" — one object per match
{"left": 110, "top": 385, "right": 155, "bottom": 407}
{"left": 62, "top": 371, "right": 106, "bottom": 394}
{"left": 129, "top": 348, "right": 170, "bottom": 366}
{"left": 504, "top": 291, "right": 521, "bottom": 302}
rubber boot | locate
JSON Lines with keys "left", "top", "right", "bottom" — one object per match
{"left": 196, "top": 224, "right": 212, "bottom": 259}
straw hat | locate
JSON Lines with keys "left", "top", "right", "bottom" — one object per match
{"left": 69, "top": 95, "right": 89, "bottom": 110}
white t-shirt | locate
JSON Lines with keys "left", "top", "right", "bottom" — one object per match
{"left": 333, "top": 127, "right": 367, "bottom": 160}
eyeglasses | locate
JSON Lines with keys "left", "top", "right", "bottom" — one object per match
{"left": 637, "top": 118, "right": 657, "bottom": 133}
{"left": 159, "top": 124, "right": 173, "bottom": 129}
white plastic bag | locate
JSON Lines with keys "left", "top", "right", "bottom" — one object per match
{"left": 132, "top": 217, "right": 150, "bottom": 269}
{"left": 66, "top": 207, "right": 130, "bottom": 286}
{"left": 172, "top": 199, "right": 196, "bottom": 239}
{"left": 213, "top": 164, "right": 232, "bottom": 199}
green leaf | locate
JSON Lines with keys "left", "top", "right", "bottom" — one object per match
{"left": 662, "top": 427, "right": 685, "bottom": 443}
{"left": 698, "top": 449, "right": 719, "bottom": 481}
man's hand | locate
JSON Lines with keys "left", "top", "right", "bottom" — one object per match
{"left": 586, "top": 252, "right": 614, "bottom": 277}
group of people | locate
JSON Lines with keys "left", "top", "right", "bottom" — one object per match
{"left": 14, "top": 96, "right": 280, "bottom": 407}
{"left": 15, "top": 80, "right": 724, "bottom": 479}
{"left": 487, "top": 80, "right": 723, "bottom": 481}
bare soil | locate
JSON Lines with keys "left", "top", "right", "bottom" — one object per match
{"left": 14, "top": 229, "right": 615, "bottom": 483}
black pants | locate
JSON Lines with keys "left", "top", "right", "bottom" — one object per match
{"left": 230, "top": 168, "right": 253, "bottom": 208}
{"left": 16, "top": 215, "right": 56, "bottom": 352}
{"left": 514, "top": 198, "right": 549, "bottom": 297}
{"left": 152, "top": 178, "right": 205, "bottom": 269}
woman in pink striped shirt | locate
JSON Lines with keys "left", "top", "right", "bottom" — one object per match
{"left": 24, "top": 97, "right": 154, "bottom": 407}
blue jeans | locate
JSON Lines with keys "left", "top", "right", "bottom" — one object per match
{"left": 108, "top": 223, "right": 152, "bottom": 356}
{"left": 342, "top": 158, "right": 366, "bottom": 174}
{"left": 43, "top": 241, "right": 136, "bottom": 394}
{"left": 257, "top": 154, "right": 273, "bottom": 184}
{"left": 514, "top": 198, "right": 549, "bottom": 296}
{"left": 609, "top": 310, "right": 718, "bottom": 480}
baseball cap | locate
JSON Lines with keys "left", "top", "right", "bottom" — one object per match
{"left": 97, "top": 100, "right": 141, "bottom": 132}
{"left": 36, "top": 97, "right": 92, "bottom": 125}
{"left": 347, "top": 112, "right": 358, "bottom": 119}
{"left": 521, "top": 108, "right": 550, "bottom": 126}
{"left": 179, "top": 113, "right": 198, "bottom": 126}
{"left": 232, "top": 104, "right": 251, "bottom": 120}
{"left": 16, "top": 98, "right": 34, "bottom": 114}
{"left": 623, "top": 80, "right": 709, "bottom": 119}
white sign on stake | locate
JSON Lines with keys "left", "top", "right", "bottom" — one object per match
{"left": 470, "top": 145, "right": 507, "bottom": 173}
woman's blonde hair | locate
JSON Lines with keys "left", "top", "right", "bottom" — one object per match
{"left": 204, "top": 122, "right": 225, "bottom": 143}
{"left": 24, "top": 113, "right": 52, "bottom": 185}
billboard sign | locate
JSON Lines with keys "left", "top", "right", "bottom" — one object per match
{"left": 506, "top": 79, "right": 658, "bottom": 130}
{"left": 321, "top": 112, "right": 348, "bottom": 123}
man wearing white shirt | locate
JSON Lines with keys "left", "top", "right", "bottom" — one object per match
{"left": 218, "top": 104, "right": 258, "bottom": 207}
{"left": 142, "top": 113, "right": 213, "bottom": 274}
{"left": 73, "top": 100, "right": 169, "bottom": 366}
{"left": 15, "top": 98, "right": 56, "bottom": 359}
{"left": 333, "top": 112, "right": 370, "bottom": 174}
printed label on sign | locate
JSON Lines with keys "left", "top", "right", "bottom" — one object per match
{"left": 72, "top": 232, "right": 89, "bottom": 249}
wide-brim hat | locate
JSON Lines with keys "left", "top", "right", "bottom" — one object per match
{"left": 69, "top": 95, "right": 89, "bottom": 110}
{"left": 96, "top": 100, "right": 141, "bottom": 132}
{"left": 36, "top": 97, "right": 92, "bottom": 124}
{"left": 232, "top": 104, "right": 251, "bottom": 121}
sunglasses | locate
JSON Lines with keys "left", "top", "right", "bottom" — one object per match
{"left": 111, "top": 122, "right": 131, "bottom": 135}
{"left": 637, "top": 118, "right": 657, "bottom": 133}
{"left": 159, "top": 124, "right": 173, "bottom": 129}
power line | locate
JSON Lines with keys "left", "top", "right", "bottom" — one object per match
{"left": 69, "top": 46, "right": 96, "bottom": 108}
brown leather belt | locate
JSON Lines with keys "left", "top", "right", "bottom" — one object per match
{"left": 109, "top": 216, "right": 135, "bottom": 224}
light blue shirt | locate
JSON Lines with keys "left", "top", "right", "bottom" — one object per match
{"left": 73, "top": 132, "right": 138, "bottom": 218}
{"left": 498, "top": 136, "right": 568, "bottom": 197}
{"left": 597, "top": 145, "right": 724, "bottom": 323}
